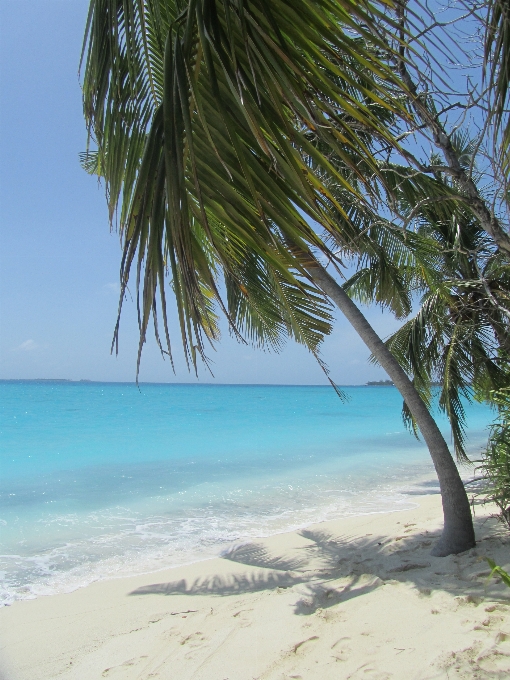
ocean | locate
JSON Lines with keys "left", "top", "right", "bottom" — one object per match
{"left": 0, "top": 381, "right": 492, "bottom": 606}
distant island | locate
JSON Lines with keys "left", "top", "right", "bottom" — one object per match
{"left": 366, "top": 379, "right": 442, "bottom": 387}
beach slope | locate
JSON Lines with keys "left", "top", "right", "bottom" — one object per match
{"left": 1, "top": 494, "right": 510, "bottom": 680}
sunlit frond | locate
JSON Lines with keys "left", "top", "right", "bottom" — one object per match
{"left": 81, "top": 0, "right": 407, "bottom": 376}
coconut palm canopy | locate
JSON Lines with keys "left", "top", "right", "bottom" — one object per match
{"left": 336, "top": 127, "right": 510, "bottom": 459}
{"left": 81, "top": 0, "right": 409, "bottom": 376}
{"left": 346, "top": 167, "right": 510, "bottom": 459}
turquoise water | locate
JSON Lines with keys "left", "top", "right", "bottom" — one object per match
{"left": 0, "top": 381, "right": 492, "bottom": 605}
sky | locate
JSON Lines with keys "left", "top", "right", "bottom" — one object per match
{"left": 0, "top": 0, "right": 402, "bottom": 385}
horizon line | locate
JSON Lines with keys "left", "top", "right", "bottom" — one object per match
{"left": 0, "top": 378, "right": 396, "bottom": 387}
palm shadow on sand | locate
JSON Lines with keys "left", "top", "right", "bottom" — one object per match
{"left": 128, "top": 507, "right": 510, "bottom": 615}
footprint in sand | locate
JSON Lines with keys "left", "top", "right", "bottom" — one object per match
{"left": 102, "top": 656, "right": 149, "bottom": 677}
{"left": 474, "top": 614, "right": 505, "bottom": 630}
{"left": 180, "top": 631, "right": 206, "bottom": 646}
{"left": 232, "top": 608, "right": 254, "bottom": 628}
{"left": 292, "top": 636, "right": 319, "bottom": 655}
{"left": 477, "top": 651, "right": 510, "bottom": 674}
{"left": 331, "top": 636, "right": 351, "bottom": 662}
{"left": 179, "top": 631, "right": 210, "bottom": 660}
{"left": 437, "top": 634, "right": 510, "bottom": 675}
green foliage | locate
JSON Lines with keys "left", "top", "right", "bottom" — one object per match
{"left": 478, "top": 379, "right": 510, "bottom": 528}
{"left": 80, "top": 0, "right": 406, "bottom": 376}
{"left": 485, "top": 557, "right": 510, "bottom": 589}
{"left": 342, "top": 153, "right": 510, "bottom": 461}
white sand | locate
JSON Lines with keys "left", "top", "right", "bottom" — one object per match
{"left": 1, "top": 493, "right": 510, "bottom": 680}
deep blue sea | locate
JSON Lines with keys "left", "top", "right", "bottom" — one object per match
{"left": 0, "top": 381, "right": 493, "bottom": 605}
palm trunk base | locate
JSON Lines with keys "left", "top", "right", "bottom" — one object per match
{"left": 431, "top": 487, "right": 476, "bottom": 556}
{"left": 431, "top": 527, "right": 476, "bottom": 556}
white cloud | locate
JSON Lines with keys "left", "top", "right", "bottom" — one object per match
{"left": 17, "top": 339, "right": 38, "bottom": 351}
{"left": 104, "top": 282, "right": 120, "bottom": 293}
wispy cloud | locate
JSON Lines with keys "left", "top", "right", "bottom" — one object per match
{"left": 16, "top": 339, "right": 38, "bottom": 351}
{"left": 104, "top": 282, "right": 119, "bottom": 293}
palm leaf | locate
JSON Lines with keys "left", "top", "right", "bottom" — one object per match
{"left": 81, "top": 0, "right": 407, "bottom": 373}
{"left": 485, "top": 0, "right": 510, "bottom": 171}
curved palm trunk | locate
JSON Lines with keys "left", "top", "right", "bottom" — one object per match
{"left": 309, "top": 264, "right": 475, "bottom": 556}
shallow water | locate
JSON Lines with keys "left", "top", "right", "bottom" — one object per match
{"left": 0, "top": 381, "right": 492, "bottom": 605}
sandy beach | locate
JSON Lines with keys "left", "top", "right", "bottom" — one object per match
{"left": 1, "top": 493, "right": 510, "bottom": 680}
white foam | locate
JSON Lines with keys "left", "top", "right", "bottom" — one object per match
{"left": 0, "top": 461, "right": 438, "bottom": 606}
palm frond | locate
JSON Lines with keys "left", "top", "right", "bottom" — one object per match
{"left": 81, "top": 0, "right": 408, "bottom": 374}
{"left": 485, "top": 0, "right": 510, "bottom": 169}
{"left": 341, "top": 154, "right": 510, "bottom": 460}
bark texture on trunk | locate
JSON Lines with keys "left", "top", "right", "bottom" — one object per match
{"left": 309, "top": 264, "right": 475, "bottom": 556}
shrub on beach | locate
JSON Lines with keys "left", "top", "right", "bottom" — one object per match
{"left": 478, "top": 381, "right": 510, "bottom": 529}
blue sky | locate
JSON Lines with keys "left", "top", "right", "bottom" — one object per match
{"left": 0, "top": 0, "right": 401, "bottom": 385}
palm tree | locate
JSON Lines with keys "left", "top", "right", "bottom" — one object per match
{"left": 81, "top": 0, "right": 476, "bottom": 555}
{"left": 343, "top": 156, "right": 510, "bottom": 459}
{"left": 384, "top": 202, "right": 510, "bottom": 457}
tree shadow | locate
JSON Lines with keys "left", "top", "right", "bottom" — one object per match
{"left": 128, "top": 512, "right": 510, "bottom": 615}
{"left": 129, "top": 570, "right": 305, "bottom": 597}
{"left": 221, "top": 542, "right": 307, "bottom": 573}
{"left": 401, "top": 479, "right": 441, "bottom": 496}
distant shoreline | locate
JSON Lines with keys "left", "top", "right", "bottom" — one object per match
{"left": 0, "top": 379, "right": 445, "bottom": 387}
{"left": 367, "top": 380, "right": 442, "bottom": 387}
{"left": 0, "top": 379, "right": 400, "bottom": 387}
